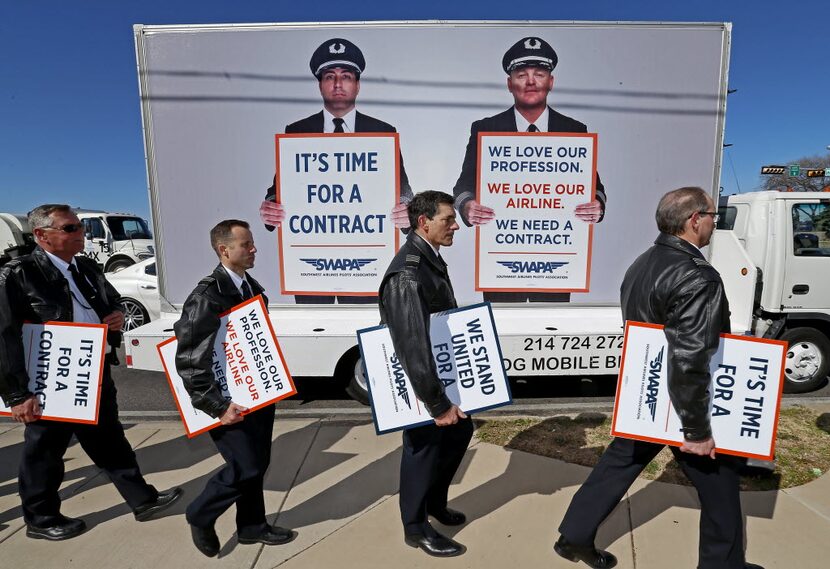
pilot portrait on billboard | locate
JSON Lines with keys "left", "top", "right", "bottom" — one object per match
{"left": 452, "top": 36, "right": 608, "bottom": 303}
{"left": 259, "top": 37, "right": 413, "bottom": 305}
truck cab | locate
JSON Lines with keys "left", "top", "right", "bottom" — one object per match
{"left": 75, "top": 209, "right": 155, "bottom": 272}
{"left": 715, "top": 191, "right": 830, "bottom": 392}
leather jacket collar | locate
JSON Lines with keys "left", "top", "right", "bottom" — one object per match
{"left": 409, "top": 232, "right": 447, "bottom": 274}
{"left": 32, "top": 246, "right": 72, "bottom": 282}
{"left": 654, "top": 232, "right": 705, "bottom": 260}
{"left": 210, "top": 263, "right": 264, "bottom": 300}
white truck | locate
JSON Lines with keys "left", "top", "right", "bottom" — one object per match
{"left": 0, "top": 209, "right": 154, "bottom": 272}
{"left": 713, "top": 191, "right": 830, "bottom": 393}
{"left": 75, "top": 209, "right": 155, "bottom": 272}
{"left": 123, "top": 20, "right": 738, "bottom": 402}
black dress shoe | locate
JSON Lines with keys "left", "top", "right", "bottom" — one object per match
{"left": 190, "top": 524, "right": 220, "bottom": 557}
{"left": 428, "top": 507, "right": 467, "bottom": 526}
{"left": 554, "top": 536, "right": 617, "bottom": 569}
{"left": 26, "top": 515, "right": 86, "bottom": 541}
{"left": 405, "top": 532, "right": 466, "bottom": 557}
{"left": 745, "top": 564, "right": 765, "bottom": 569}
{"left": 238, "top": 524, "right": 296, "bottom": 545}
{"left": 134, "top": 487, "right": 183, "bottom": 521}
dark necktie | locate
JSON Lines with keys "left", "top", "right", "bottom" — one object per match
{"left": 241, "top": 280, "right": 253, "bottom": 300}
{"left": 333, "top": 118, "right": 345, "bottom": 133}
{"left": 527, "top": 124, "right": 539, "bottom": 132}
{"left": 68, "top": 263, "right": 107, "bottom": 318}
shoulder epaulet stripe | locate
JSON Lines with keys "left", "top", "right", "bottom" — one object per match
{"left": 692, "top": 257, "right": 712, "bottom": 268}
{"left": 193, "top": 275, "right": 216, "bottom": 293}
{"left": 405, "top": 254, "right": 420, "bottom": 268}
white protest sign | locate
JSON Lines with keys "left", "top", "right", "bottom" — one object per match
{"left": 612, "top": 321, "right": 786, "bottom": 460}
{"left": 358, "top": 303, "right": 511, "bottom": 434}
{"left": 158, "top": 296, "right": 296, "bottom": 438}
{"left": 0, "top": 322, "right": 107, "bottom": 424}
{"left": 276, "top": 133, "right": 400, "bottom": 296}
{"left": 476, "top": 133, "right": 596, "bottom": 292}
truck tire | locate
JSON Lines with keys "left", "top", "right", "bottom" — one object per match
{"left": 781, "top": 327, "right": 830, "bottom": 393}
{"left": 107, "top": 257, "right": 135, "bottom": 273}
{"left": 336, "top": 348, "right": 370, "bottom": 405}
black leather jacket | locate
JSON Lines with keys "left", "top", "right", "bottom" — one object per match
{"left": 621, "top": 233, "right": 731, "bottom": 442}
{"left": 378, "top": 233, "right": 457, "bottom": 418}
{"left": 0, "top": 247, "right": 123, "bottom": 407}
{"left": 174, "top": 264, "right": 266, "bottom": 418}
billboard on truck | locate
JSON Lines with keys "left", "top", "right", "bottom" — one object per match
{"left": 134, "top": 20, "right": 730, "bottom": 309}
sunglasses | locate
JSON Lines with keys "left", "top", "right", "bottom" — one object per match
{"left": 42, "top": 223, "right": 84, "bottom": 233}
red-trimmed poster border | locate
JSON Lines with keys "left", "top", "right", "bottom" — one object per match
{"left": 610, "top": 321, "right": 787, "bottom": 461}
{"left": 0, "top": 321, "right": 107, "bottom": 425}
{"left": 275, "top": 132, "right": 401, "bottom": 297}
{"left": 157, "top": 295, "right": 297, "bottom": 438}
{"left": 474, "top": 131, "right": 597, "bottom": 293}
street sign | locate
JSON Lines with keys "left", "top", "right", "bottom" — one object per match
{"left": 826, "top": 167, "right": 830, "bottom": 177}
{"left": 789, "top": 165, "right": 801, "bottom": 176}
{"left": 760, "top": 165, "right": 786, "bottom": 175}
{"left": 807, "top": 169, "right": 827, "bottom": 178}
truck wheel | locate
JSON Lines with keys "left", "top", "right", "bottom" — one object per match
{"left": 107, "top": 258, "right": 135, "bottom": 273}
{"left": 337, "top": 349, "right": 370, "bottom": 405}
{"left": 781, "top": 327, "right": 830, "bottom": 393}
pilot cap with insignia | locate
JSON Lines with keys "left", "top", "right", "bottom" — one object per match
{"left": 502, "top": 37, "right": 558, "bottom": 74}
{"left": 310, "top": 38, "right": 366, "bottom": 79}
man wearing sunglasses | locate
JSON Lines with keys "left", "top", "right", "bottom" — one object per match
{"left": 0, "top": 204, "right": 181, "bottom": 541}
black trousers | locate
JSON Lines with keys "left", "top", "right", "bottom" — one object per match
{"left": 559, "top": 437, "right": 745, "bottom": 569}
{"left": 186, "top": 404, "right": 275, "bottom": 535}
{"left": 19, "top": 365, "right": 157, "bottom": 526}
{"left": 399, "top": 417, "right": 474, "bottom": 536}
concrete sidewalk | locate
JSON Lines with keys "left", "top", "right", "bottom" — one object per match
{"left": 0, "top": 416, "right": 827, "bottom": 569}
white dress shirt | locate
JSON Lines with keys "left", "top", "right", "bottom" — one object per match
{"left": 322, "top": 108, "right": 356, "bottom": 133}
{"left": 43, "top": 251, "right": 101, "bottom": 325}
{"left": 514, "top": 106, "right": 550, "bottom": 133}
{"left": 222, "top": 264, "right": 252, "bottom": 298}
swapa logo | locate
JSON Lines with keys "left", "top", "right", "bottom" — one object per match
{"left": 497, "top": 260, "right": 568, "bottom": 274}
{"left": 645, "top": 346, "right": 665, "bottom": 421}
{"left": 300, "top": 258, "right": 375, "bottom": 271}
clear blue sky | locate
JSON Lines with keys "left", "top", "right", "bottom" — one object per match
{"left": 1, "top": 0, "right": 828, "bottom": 220}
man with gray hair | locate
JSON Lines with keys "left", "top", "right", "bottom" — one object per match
{"left": 0, "top": 204, "right": 181, "bottom": 541}
{"left": 554, "top": 188, "right": 763, "bottom": 569}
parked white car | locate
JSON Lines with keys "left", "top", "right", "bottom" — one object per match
{"left": 105, "top": 258, "right": 160, "bottom": 331}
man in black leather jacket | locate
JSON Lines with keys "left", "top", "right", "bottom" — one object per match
{"left": 555, "top": 188, "right": 762, "bottom": 569}
{"left": 379, "top": 191, "right": 473, "bottom": 558}
{"left": 174, "top": 219, "right": 294, "bottom": 557}
{"left": 0, "top": 204, "right": 180, "bottom": 541}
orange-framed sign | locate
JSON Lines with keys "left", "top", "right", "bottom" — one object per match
{"left": 157, "top": 295, "right": 296, "bottom": 438}
{"left": 611, "top": 321, "right": 786, "bottom": 460}
{"left": 475, "top": 132, "right": 597, "bottom": 293}
{"left": 275, "top": 133, "right": 401, "bottom": 296}
{"left": 0, "top": 321, "right": 107, "bottom": 425}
